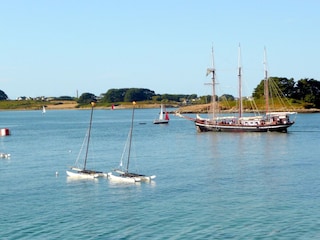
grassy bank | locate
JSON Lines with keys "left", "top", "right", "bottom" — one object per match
{"left": 0, "top": 100, "right": 79, "bottom": 110}
{"left": 0, "top": 99, "right": 319, "bottom": 113}
{"left": 0, "top": 100, "right": 178, "bottom": 110}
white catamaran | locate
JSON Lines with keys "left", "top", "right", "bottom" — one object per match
{"left": 108, "top": 101, "right": 156, "bottom": 183}
{"left": 66, "top": 101, "right": 107, "bottom": 179}
{"left": 195, "top": 46, "right": 297, "bottom": 133}
{"left": 153, "top": 104, "right": 169, "bottom": 124}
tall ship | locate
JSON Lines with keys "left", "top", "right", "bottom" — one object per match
{"left": 195, "top": 46, "right": 297, "bottom": 133}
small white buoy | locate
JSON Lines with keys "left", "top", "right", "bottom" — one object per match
{"left": 55, "top": 171, "right": 59, "bottom": 176}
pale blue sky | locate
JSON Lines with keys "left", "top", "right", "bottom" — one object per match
{"left": 1, "top": 0, "right": 319, "bottom": 99}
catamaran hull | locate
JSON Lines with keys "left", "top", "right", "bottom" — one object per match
{"left": 143, "top": 175, "right": 156, "bottom": 181}
{"left": 66, "top": 170, "right": 98, "bottom": 179}
{"left": 66, "top": 169, "right": 108, "bottom": 179}
{"left": 107, "top": 172, "right": 141, "bottom": 183}
{"left": 195, "top": 122, "right": 294, "bottom": 133}
{"left": 109, "top": 170, "right": 156, "bottom": 183}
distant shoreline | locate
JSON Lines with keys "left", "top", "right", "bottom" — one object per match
{"left": 1, "top": 101, "right": 319, "bottom": 113}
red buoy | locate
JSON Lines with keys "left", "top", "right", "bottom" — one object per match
{"left": 0, "top": 128, "right": 10, "bottom": 136}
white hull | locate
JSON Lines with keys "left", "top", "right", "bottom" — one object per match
{"left": 66, "top": 170, "right": 97, "bottom": 179}
{"left": 66, "top": 168, "right": 108, "bottom": 179}
{"left": 107, "top": 172, "right": 141, "bottom": 183}
{"left": 140, "top": 175, "right": 156, "bottom": 181}
{"left": 112, "top": 169, "right": 156, "bottom": 182}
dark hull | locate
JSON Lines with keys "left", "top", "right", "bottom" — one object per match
{"left": 153, "top": 120, "right": 169, "bottom": 124}
{"left": 195, "top": 122, "right": 294, "bottom": 133}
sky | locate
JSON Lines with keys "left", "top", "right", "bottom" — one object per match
{"left": 1, "top": 0, "right": 320, "bottom": 100}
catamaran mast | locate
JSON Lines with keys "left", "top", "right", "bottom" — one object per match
{"left": 126, "top": 101, "right": 136, "bottom": 172}
{"left": 206, "top": 47, "right": 216, "bottom": 120}
{"left": 83, "top": 101, "right": 95, "bottom": 170}
{"left": 264, "top": 47, "right": 269, "bottom": 114}
{"left": 238, "top": 44, "right": 243, "bottom": 118}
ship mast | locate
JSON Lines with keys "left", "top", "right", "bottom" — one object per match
{"left": 206, "top": 47, "right": 216, "bottom": 120}
{"left": 126, "top": 101, "right": 136, "bottom": 173}
{"left": 83, "top": 101, "right": 95, "bottom": 170}
{"left": 264, "top": 47, "right": 269, "bottom": 114}
{"left": 238, "top": 44, "right": 243, "bottom": 118}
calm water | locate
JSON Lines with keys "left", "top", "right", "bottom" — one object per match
{"left": 1, "top": 109, "right": 319, "bottom": 239}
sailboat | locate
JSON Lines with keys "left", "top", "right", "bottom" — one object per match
{"left": 153, "top": 104, "right": 169, "bottom": 124}
{"left": 108, "top": 101, "right": 156, "bottom": 183}
{"left": 66, "top": 101, "right": 107, "bottom": 179}
{"left": 42, "top": 106, "right": 46, "bottom": 114}
{"left": 195, "top": 46, "right": 297, "bottom": 133}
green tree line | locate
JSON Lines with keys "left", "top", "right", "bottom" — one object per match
{"left": 253, "top": 77, "right": 320, "bottom": 108}
{"left": 100, "top": 88, "right": 197, "bottom": 104}
{"left": 2, "top": 77, "right": 320, "bottom": 108}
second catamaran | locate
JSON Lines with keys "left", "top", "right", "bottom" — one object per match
{"left": 108, "top": 101, "right": 156, "bottom": 183}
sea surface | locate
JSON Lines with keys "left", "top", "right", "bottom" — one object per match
{"left": 1, "top": 109, "right": 319, "bottom": 239}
